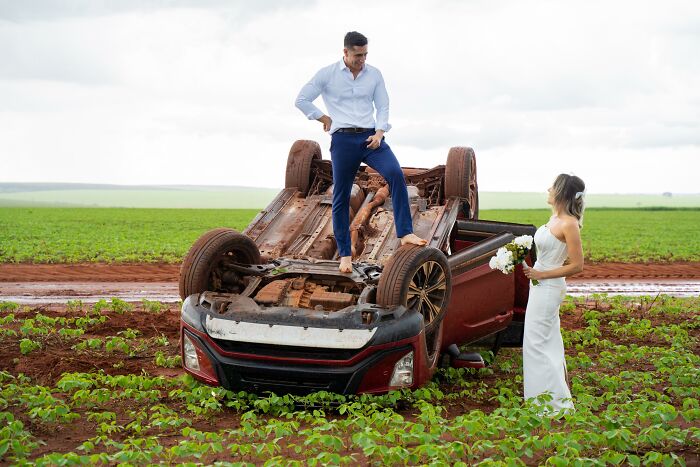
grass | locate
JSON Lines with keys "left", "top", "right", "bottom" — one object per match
{"left": 0, "top": 295, "right": 698, "bottom": 464}
{"left": 1, "top": 207, "right": 699, "bottom": 263}
{"left": 480, "top": 208, "right": 700, "bottom": 262}
{"left": 0, "top": 208, "right": 258, "bottom": 263}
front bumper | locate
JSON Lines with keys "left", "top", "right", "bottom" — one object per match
{"left": 180, "top": 293, "right": 427, "bottom": 395}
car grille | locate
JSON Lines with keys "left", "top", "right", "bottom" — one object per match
{"left": 221, "top": 365, "right": 355, "bottom": 395}
{"left": 211, "top": 338, "right": 364, "bottom": 361}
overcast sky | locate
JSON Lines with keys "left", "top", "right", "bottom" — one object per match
{"left": 1, "top": 0, "right": 699, "bottom": 193}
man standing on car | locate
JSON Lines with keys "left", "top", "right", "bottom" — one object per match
{"left": 295, "top": 31, "right": 427, "bottom": 273}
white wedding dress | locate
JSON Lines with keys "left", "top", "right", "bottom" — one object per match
{"left": 522, "top": 222, "right": 574, "bottom": 413}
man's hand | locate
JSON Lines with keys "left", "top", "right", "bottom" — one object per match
{"left": 366, "top": 130, "right": 384, "bottom": 149}
{"left": 317, "top": 115, "right": 332, "bottom": 132}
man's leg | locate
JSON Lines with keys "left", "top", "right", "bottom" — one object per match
{"left": 330, "top": 133, "right": 363, "bottom": 271}
{"left": 363, "top": 139, "right": 427, "bottom": 246}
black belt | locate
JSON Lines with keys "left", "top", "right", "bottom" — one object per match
{"left": 335, "top": 127, "right": 375, "bottom": 133}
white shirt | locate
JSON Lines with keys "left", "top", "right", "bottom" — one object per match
{"left": 295, "top": 59, "right": 392, "bottom": 134}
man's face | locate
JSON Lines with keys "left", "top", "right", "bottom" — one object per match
{"left": 343, "top": 45, "right": 368, "bottom": 72}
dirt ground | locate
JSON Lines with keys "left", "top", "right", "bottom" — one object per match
{"left": 2, "top": 261, "right": 696, "bottom": 388}
{"left": 2, "top": 300, "right": 698, "bottom": 465}
{"left": 0, "top": 303, "right": 183, "bottom": 387}
{"left": 1, "top": 264, "right": 698, "bottom": 464}
{"left": 2, "top": 261, "right": 700, "bottom": 282}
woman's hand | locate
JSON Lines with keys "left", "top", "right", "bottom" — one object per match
{"left": 523, "top": 264, "right": 545, "bottom": 281}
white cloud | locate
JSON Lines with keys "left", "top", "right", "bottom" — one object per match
{"left": 0, "top": 0, "right": 699, "bottom": 193}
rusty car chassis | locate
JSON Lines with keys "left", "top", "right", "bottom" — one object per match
{"left": 179, "top": 141, "right": 535, "bottom": 395}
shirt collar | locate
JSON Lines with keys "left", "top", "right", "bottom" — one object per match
{"left": 339, "top": 58, "right": 365, "bottom": 73}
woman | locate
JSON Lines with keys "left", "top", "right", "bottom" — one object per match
{"left": 522, "top": 173, "right": 586, "bottom": 414}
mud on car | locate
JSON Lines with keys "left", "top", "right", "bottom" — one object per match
{"left": 179, "top": 141, "right": 536, "bottom": 395}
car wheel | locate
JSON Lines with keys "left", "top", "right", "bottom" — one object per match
{"left": 376, "top": 245, "right": 452, "bottom": 336}
{"left": 378, "top": 246, "right": 451, "bottom": 369}
{"left": 285, "top": 140, "right": 321, "bottom": 196}
{"left": 179, "top": 228, "right": 261, "bottom": 300}
{"left": 444, "top": 146, "right": 479, "bottom": 219}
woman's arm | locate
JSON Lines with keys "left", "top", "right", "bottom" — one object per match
{"left": 524, "top": 219, "right": 584, "bottom": 280}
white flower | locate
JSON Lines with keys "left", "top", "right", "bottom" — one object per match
{"left": 496, "top": 248, "right": 513, "bottom": 264}
{"left": 490, "top": 235, "right": 535, "bottom": 280}
{"left": 514, "top": 235, "right": 533, "bottom": 249}
{"left": 489, "top": 256, "right": 498, "bottom": 269}
{"left": 488, "top": 247, "right": 513, "bottom": 273}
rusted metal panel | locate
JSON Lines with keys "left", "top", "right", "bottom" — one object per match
{"left": 254, "top": 280, "right": 289, "bottom": 305}
{"left": 250, "top": 276, "right": 355, "bottom": 311}
{"left": 285, "top": 196, "right": 333, "bottom": 257}
{"left": 243, "top": 188, "right": 297, "bottom": 241}
{"left": 309, "top": 288, "right": 354, "bottom": 311}
{"left": 245, "top": 163, "right": 457, "bottom": 264}
{"left": 427, "top": 198, "right": 460, "bottom": 252}
{"left": 254, "top": 195, "right": 323, "bottom": 260}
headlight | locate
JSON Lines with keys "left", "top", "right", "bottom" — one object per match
{"left": 183, "top": 334, "right": 200, "bottom": 371}
{"left": 181, "top": 331, "right": 220, "bottom": 386}
{"left": 389, "top": 351, "right": 414, "bottom": 387}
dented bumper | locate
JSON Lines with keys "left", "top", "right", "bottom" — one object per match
{"left": 180, "top": 293, "right": 429, "bottom": 395}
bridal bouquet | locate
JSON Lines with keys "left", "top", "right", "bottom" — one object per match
{"left": 489, "top": 235, "right": 538, "bottom": 285}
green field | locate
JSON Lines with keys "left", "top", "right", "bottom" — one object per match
{"left": 0, "top": 208, "right": 258, "bottom": 263}
{"left": 1, "top": 207, "right": 699, "bottom": 263}
{"left": 0, "top": 295, "right": 698, "bottom": 464}
{"left": 2, "top": 183, "right": 699, "bottom": 209}
{"left": 480, "top": 209, "right": 700, "bottom": 263}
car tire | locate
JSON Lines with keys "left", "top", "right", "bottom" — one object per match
{"left": 285, "top": 140, "right": 321, "bottom": 196}
{"left": 179, "top": 228, "right": 261, "bottom": 300}
{"left": 376, "top": 245, "right": 452, "bottom": 335}
{"left": 444, "top": 146, "right": 479, "bottom": 219}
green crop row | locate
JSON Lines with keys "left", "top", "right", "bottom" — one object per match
{"left": 1, "top": 207, "right": 699, "bottom": 263}
{"left": 0, "top": 295, "right": 698, "bottom": 464}
{"left": 484, "top": 209, "right": 700, "bottom": 262}
{"left": 0, "top": 207, "right": 258, "bottom": 263}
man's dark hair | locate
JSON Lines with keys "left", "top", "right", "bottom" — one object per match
{"left": 344, "top": 31, "right": 368, "bottom": 48}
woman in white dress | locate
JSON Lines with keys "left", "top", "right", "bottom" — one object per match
{"left": 522, "top": 173, "right": 586, "bottom": 414}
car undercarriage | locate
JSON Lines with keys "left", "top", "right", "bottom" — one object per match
{"left": 178, "top": 141, "right": 534, "bottom": 394}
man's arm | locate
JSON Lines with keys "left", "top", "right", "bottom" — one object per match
{"left": 373, "top": 70, "right": 392, "bottom": 133}
{"left": 295, "top": 69, "right": 330, "bottom": 130}
{"left": 366, "top": 70, "right": 391, "bottom": 149}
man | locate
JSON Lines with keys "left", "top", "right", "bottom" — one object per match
{"left": 295, "top": 31, "right": 427, "bottom": 273}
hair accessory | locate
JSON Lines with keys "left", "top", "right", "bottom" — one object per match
{"left": 575, "top": 191, "right": 585, "bottom": 200}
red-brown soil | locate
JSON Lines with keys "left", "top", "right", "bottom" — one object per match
{"left": 0, "top": 303, "right": 183, "bottom": 387}
{"left": 1, "top": 261, "right": 700, "bottom": 282}
{"left": 2, "top": 299, "right": 698, "bottom": 464}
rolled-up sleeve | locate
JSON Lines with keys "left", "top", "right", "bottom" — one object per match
{"left": 373, "top": 70, "right": 392, "bottom": 132}
{"left": 295, "top": 69, "right": 326, "bottom": 120}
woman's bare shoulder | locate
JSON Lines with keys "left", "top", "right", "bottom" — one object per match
{"left": 560, "top": 215, "right": 580, "bottom": 231}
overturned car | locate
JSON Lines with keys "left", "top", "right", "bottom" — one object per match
{"left": 179, "top": 141, "right": 536, "bottom": 395}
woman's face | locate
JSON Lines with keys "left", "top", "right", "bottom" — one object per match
{"left": 546, "top": 186, "right": 554, "bottom": 205}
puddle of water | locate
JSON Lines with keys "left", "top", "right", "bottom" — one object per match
{"left": 1, "top": 294, "right": 182, "bottom": 305}
{"left": 567, "top": 281, "right": 700, "bottom": 297}
{"left": 0, "top": 282, "right": 180, "bottom": 304}
{"left": 1, "top": 280, "right": 699, "bottom": 305}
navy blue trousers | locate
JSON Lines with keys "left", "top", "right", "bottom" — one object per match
{"left": 330, "top": 131, "right": 413, "bottom": 258}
